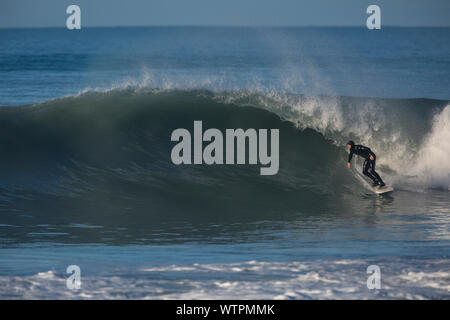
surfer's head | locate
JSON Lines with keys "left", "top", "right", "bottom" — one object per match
{"left": 346, "top": 140, "right": 355, "bottom": 150}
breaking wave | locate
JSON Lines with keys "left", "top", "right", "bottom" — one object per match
{"left": 0, "top": 88, "right": 448, "bottom": 232}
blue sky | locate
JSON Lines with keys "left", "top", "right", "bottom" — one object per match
{"left": 1, "top": 0, "right": 449, "bottom": 28}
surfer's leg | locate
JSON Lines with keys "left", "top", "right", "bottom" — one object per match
{"left": 362, "top": 159, "right": 377, "bottom": 185}
{"left": 369, "top": 158, "right": 385, "bottom": 187}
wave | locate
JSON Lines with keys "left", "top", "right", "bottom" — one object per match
{"left": 0, "top": 88, "right": 448, "bottom": 221}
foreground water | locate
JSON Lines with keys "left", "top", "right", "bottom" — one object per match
{"left": 0, "top": 27, "right": 449, "bottom": 299}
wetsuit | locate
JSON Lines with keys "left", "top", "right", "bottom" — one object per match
{"left": 348, "top": 144, "right": 385, "bottom": 187}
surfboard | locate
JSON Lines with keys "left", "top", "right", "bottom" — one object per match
{"left": 373, "top": 185, "right": 394, "bottom": 194}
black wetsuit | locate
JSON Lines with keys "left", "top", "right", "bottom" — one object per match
{"left": 348, "top": 145, "right": 385, "bottom": 186}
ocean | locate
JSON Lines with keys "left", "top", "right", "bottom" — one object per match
{"left": 0, "top": 27, "right": 449, "bottom": 299}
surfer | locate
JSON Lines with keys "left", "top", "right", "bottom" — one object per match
{"left": 346, "top": 141, "right": 385, "bottom": 187}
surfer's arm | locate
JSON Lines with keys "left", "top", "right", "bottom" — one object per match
{"left": 347, "top": 151, "right": 353, "bottom": 167}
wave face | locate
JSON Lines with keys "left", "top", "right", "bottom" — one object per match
{"left": 0, "top": 88, "right": 449, "bottom": 244}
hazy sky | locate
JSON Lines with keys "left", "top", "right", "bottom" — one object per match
{"left": 1, "top": 0, "right": 449, "bottom": 28}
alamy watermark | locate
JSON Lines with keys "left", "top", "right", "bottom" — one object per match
{"left": 65, "top": 4, "right": 380, "bottom": 30}
{"left": 66, "top": 265, "right": 81, "bottom": 290}
{"left": 366, "top": 5, "right": 381, "bottom": 30}
{"left": 171, "top": 121, "right": 279, "bottom": 175}
{"left": 66, "top": 5, "right": 81, "bottom": 30}
{"left": 366, "top": 265, "right": 381, "bottom": 289}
